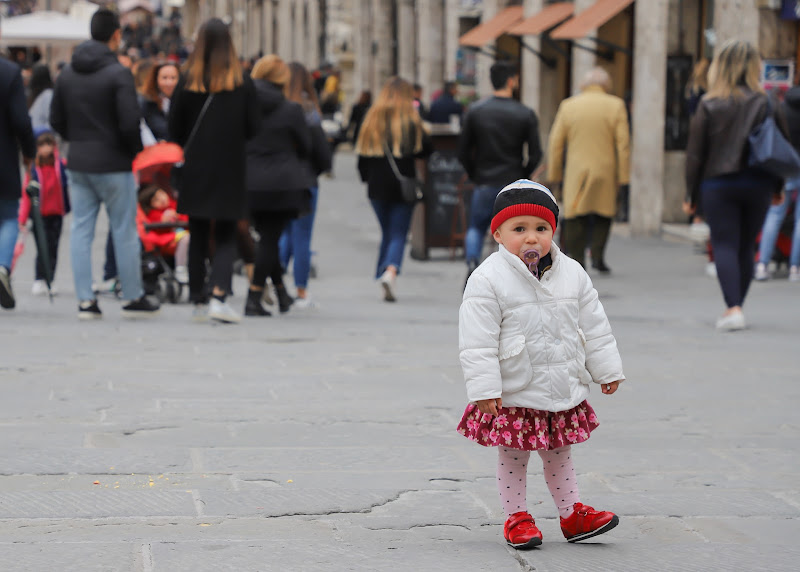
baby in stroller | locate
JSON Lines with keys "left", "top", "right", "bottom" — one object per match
{"left": 137, "top": 184, "right": 190, "bottom": 299}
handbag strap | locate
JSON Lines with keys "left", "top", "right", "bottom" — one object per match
{"left": 382, "top": 140, "right": 408, "bottom": 182}
{"left": 182, "top": 94, "right": 215, "bottom": 154}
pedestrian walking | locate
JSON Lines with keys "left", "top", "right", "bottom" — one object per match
{"left": 27, "top": 64, "right": 54, "bottom": 132}
{"left": 168, "top": 17, "right": 260, "bottom": 324}
{"left": 0, "top": 37, "right": 37, "bottom": 310}
{"left": 140, "top": 61, "right": 179, "bottom": 141}
{"left": 278, "top": 62, "right": 333, "bottom": 309}
{"left": 684, "top": 39, "right": 787, "bottom": 331}
{"left": 50, "top": 8, "right": 159, "bottom": 320}
{"left": 429, "top": 81, "right": 463, "bottom": 125}
{"left": 346, "top": 90, "right": 371, "bottom": 144}
{"left": 243, "top": 55, "right": 312, "bottom": 317}
{"left": 356, "top": 76, "right": 432, "bottom": 302}
{"left": 18, "top": 130, "right": 69, "bottom": 296}
{"left": 755, "top": 80, "right": 800, "bottom": 283}
{"left": 457, "top": 61, "right": 542, "bottom": 285}
{"left": 457, "top": 179, "right": 624, "bottom": 550}
{"left": 546, "top": 67, "right": 630, "bottom": 273}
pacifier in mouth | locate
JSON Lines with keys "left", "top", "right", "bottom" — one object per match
{"left": 522, "top": 249, "right": 540, "bottom": 278}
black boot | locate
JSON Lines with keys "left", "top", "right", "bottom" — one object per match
{"left": 275, "top": 284, "right": 294, "bottom": 313}
{"left": 245, "top": 289, "right": 272, "bottom": 316}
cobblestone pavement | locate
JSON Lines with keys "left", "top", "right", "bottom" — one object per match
{"left": 0, "top": 153, "right": 797, "bottom": 571}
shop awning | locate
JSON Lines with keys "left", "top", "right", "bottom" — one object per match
{"left": 459, "top": 6, "right": 525, "bottom": 48}
{"left": 508, "top": 2, "right": 575, "bottom": 37}
{"left": 550, "top": 0, "right": 634, "bottom": 40}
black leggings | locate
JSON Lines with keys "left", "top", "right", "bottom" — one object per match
{"left": 36, "top": 215, "right": 63, "bottom": 281}
{"left": 702, "top": 185, "right": 771, "bottom": 308}
{"left": 187, "top": 218, "right": 237, "bottom": 303}
{"left": 562, "top": 215, "right": 611, "bottom": 268}
{"left": 251, "top": 211, "right": 292, "bottom": 289}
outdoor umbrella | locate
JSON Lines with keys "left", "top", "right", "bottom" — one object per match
{"left": 24, "top": 181, "right": 54, "bottom": 301}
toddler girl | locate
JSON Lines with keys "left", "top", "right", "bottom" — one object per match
{"left": 18, "top": 130, "right": 69, "bottom": 295}
{"left": 457, "top": 180, "right": 625, "bottom": 549}
{"left": 137, "top": 185, "right": 190, "bottom": 284}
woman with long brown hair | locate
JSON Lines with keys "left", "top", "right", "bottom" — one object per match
{"left": 141, "top": 61, "right": 179, "bottom": 141}
{"left": 684, "top": 40, "right": 787, "bottom": 331}
{"left": 356, "top": 77, "right": 432, "bottom": 302}
{"left": 169, "top": 18, "right": 260, "bottom": 323}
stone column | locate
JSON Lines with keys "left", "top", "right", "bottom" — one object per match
{"left": 371, "top": 0, "right": 394, "bottom": 93}
{"left": 520, "top": 0, "right": 544, "bottom": 114}
{"left": 417, "top": 0, "right": 445, "bottom": 101}
{"left": 307, "top": 0, "right": 321, "bottom": 69}
{"left": 712, "top": 0, "right": 759, "bottom": 50}
{"left": 353, "top": 0, "right": 372, "bottom": 97}
{"left": 570, "top": 0, "right": 596, "bottom": 96}
{"left": 444, "top": 0, "right": 460, "bottom": 82}
{"left": 263, "top": 0, "right": 274, "bottom": 55}
{"left": 294, "top": 1, "right": 306, "bottom": 63}
{"left": 477, "top": 0, "right": 499, "bottom": 99}
{"left": 277, "top": 0, "right": 292, "bottom": 59}
{"left": 397, "top": 0, "right": 416, "bottom": 81}
{"left": 630, "top": 0, "right": 669, "bottom": 237}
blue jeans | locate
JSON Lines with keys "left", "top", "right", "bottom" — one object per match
{"left": 0, "top": 199, "right": 20, "bottom": 271}
{"left": 279, "top": 187, "right": 319, "bottom": 289}
{"left": 465, "top": 184, "right": 503, "bottom": 265}
{"left": 370, "top": 199, "right": 414, "bottom": 279}
{"left": 67, "top": 170, "right": 143, "bottom": 302}
{"left": 758, "top": 187, "right": 800, "bottom": 268}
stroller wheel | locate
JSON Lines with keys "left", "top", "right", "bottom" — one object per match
{"left": 165, "top": 279, "right": 181, "bottom": 304}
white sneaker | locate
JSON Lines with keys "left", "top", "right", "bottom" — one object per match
{"left": 174, "top": 266, "right": 189, "bottom": 285}
{"left": 790, "top": 266, "right": 800, "bottom": 282}
{"left": 716, "top": 311, "right": 746, "bottom": 332}
{"left": 689, "top": 222, "right": 710, "bottom": 243}
{"left": 293, "top": 296, "right": 318, "bottom": 310}
{"left": 208, "top": 298, "right": 241, "bottom": 323}
{"left": 31, "top": 280, "right": 50, "bottom": 296}
{"left": 379, "top": 271, "right": 396, "bottom": 302}
{"left": 705, "top": 262, "right": 717, "bottom": 278}
{"left": 754, "top": 262, "right": 769, "bottom": 281}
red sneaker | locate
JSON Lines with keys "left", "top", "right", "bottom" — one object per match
{"left": 503, "top": 511, "right": 543, "bottom": 549}
{"left": 560, "top": 502, "right": 619, "bottom": 542}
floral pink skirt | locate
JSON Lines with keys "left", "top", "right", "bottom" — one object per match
{"left": 456, "top": 400, "right": 599, "bottom": 451}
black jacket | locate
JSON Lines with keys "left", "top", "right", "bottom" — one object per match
{"left": 245, "top": 80, "right": 313, "bottom": 213}
{"left": 304, "top": 108, "right": 333, "bottom": 182}
{"left": 141, "top": 96, "right": 169, "bottom": 141}
{"left": 783, "top": 87, "right": 800, "bottom": 150}
{"left": 357, "top": 123, "right": 433, "bottom": 203}
{"left": 50, "top": 40, "right": 143, "bottom": 173}
{"left": 457, "top": 96, "right": 542, "bottom": 187}
{"left": 0, "top": 59, "right": 36, "bottom": 200}
{"left": 169, "top": 76, "right": 261, "bottom": 220}
{"left": 429, "top": 93, "right": 463, "bottom": 124}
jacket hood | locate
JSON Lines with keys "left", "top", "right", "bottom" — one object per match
{"left": 71, "top": 40, "right": 118, "bottom": 74}
{"left": 254, "top": 79, "right": 285, "bottom": 113}
{"left": 785, "top": 86, "right": 800, "bottom": 109}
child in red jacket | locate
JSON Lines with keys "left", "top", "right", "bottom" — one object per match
{"left": 137, "top": 184, "right": 189, "bottom": 284}
{"left": 19, "top": 130, "right": 70, "bottom": 296}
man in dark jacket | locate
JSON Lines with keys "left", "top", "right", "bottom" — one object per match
{"left": 51, "top": 9, "right": 158, "bottom": 319}
{"left": 0, "top": 22, "right": 37, "bottom": 310}
{"left": 457, "top": 61, "right": 542, "bottom": 281}
{"left": 429, "top": 81, "right": 464, "bottom": 125}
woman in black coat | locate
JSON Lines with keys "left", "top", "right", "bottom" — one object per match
{"left": 243, "top": 55, "right": 314, "bottom": 317}
{"left": 141, "top": 61, "right": 179, "bottom": 141}
{"left": 168, "top": 18, "right": 260, "bottom": 323}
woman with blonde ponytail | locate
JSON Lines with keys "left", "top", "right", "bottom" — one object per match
{"left": 356, "top": 77, "right": 432, "bottom": 302}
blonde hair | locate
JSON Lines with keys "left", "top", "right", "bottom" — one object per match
{"left": 183, "top": 18, "right": 243, "bottom": 93}
{"left": 252, "top": 54, "right": 291, "bottom": 88}
{"left": 687, "top": 58, "right": 709, "bottom": 96}
{"left": 355, "top": 77, "right": 425, "bottom": 157}
{"left": 706, "top": 40, "right": 764, "bottom": 100}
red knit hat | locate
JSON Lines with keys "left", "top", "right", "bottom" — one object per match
{"left": 490, "top": 180, "right": 559, "bottom": 234}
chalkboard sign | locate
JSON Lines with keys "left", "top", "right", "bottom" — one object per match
{"left": 424, "top": 149, "right": 470, "bottom": 244}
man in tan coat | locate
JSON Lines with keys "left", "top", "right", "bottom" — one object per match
{"left": 547, "top": 67, "right": 630, "bottom": 272}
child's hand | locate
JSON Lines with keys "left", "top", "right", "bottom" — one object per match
{"left": 476, "top": 398, "right": 503, "bottom": 416}
{"left": 601, "top": 381, "right": 621, "bottom": 395}
{"left": 163, "top": 209, "right": 178, "bottom": 222}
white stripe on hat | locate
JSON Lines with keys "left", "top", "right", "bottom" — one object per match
{"left": 498, "top": 179, "right": 557, "bottom": 205}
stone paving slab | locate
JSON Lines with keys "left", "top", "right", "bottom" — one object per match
{"left": 0, "top": 491, "right": 196, "bottom": 519}
{"left": 0, "top": 449, "right": 192, "bottom": 475}
{"left": 0, "top": 543, "right": 138, "bottom": 572}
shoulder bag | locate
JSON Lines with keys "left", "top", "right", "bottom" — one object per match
{"left": 748, "top": 95, "right": 800, "bottom": 179}
{"left": 382, "top": 140, "right": 424, "bottom": 203}
{"left": 170, "top": 94, "right": 215, "bottom": 191}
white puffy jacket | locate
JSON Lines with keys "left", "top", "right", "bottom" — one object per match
{"left": 459, "top": 243, "right": 625, "bottom": 412}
